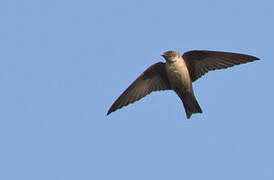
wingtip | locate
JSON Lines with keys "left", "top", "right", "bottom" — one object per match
{"left": 107, "top": 106, "right": 116, "bottom": 115}
{"left": 106, "top": 110, "right": 111, "bottom": 116}
{"left": 253, "top": 55, "right": 260, "bottom": 60}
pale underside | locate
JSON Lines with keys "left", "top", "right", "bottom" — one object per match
{"left": 107, "top": 50, "right": 259, "bottom": 116}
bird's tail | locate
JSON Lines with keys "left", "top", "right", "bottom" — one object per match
{"left": 176, "top": 90, "right": 202, "bottom": 119}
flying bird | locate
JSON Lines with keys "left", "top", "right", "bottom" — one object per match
{"left": 107, "top": 50, "right": 259, "bottom": 118}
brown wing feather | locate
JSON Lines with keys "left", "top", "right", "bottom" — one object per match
{"left": 107, "top": 62, "right": 171, "bottom": 115}
{"left": 183, "top": 50, "right": 260, "bottom": 82}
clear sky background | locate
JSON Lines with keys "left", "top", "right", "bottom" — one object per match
{"left": 0, "top": 0, "right": 273, "bottom": 179}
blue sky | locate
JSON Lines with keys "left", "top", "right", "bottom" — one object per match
{"left": 0, "top": 0, "right": 273, "bottom": 179}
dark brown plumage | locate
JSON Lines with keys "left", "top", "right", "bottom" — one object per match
{"left": 107, "top": 50, "right": 259, "bottom": 118}
{"left": 183, "top": 50, "right": 259, "bottom": 81}
{"left": 107, "top": 62, "right": 171, "bottom": 115}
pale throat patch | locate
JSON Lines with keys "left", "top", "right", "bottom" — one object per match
{"left": 165, "top": 57, "right": 191, "bottom": 89}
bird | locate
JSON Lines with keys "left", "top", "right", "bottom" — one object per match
{"left": 107, "top": 50, "right": 259, "bottom": 119}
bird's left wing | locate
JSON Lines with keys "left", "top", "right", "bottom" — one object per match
{"left": 107, "top": 62, "right": 171, "bottom": 115}
{"left": 183, "top": 50, "right": 260, "bottom": 82}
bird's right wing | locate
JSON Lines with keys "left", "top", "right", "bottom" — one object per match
{"left": 107, "top": 62, "right": 171, "bottom": 115}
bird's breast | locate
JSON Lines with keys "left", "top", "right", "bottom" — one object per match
{"left": 166, "top": 60, "right": 191, "bottom": 90}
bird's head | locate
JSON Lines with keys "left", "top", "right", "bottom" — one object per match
{"left": 162, "top": 50, "right": 181, "bottom": 63}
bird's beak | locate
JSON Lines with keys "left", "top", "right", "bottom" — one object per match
{"left": 161, "top": 54, "right": 165, "bottom": 58}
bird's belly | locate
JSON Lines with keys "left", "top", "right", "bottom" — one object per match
{"left": 166, "top": 62, "right": 191, "bottom": 90}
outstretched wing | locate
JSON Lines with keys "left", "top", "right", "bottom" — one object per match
{"left": 107, "top": 62, "right": 171, "bottom": 115}
{"left": 183, "top": 50, "right": 259, "bottom": 82}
